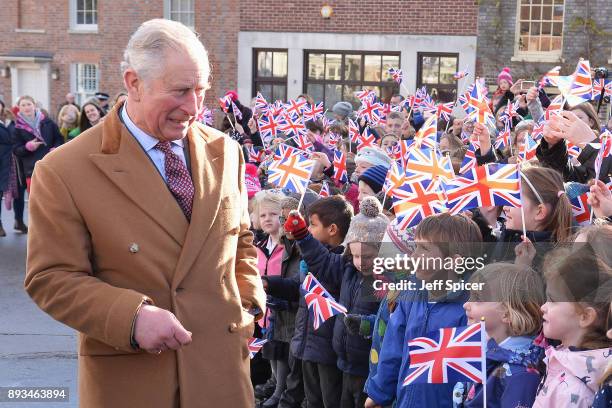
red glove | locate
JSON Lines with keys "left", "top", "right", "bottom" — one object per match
{"left": 284, "top": 210, "right": 308, "bottom": 240}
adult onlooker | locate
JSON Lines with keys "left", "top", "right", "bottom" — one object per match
{"left": 110, "top": 92, "right": 128, "bottom": 110}
{"left": 68, "top": 101, "right": 105, "bottom": 139}
{"left": 332, "top": 101, "right": 353, "bottom": 123}
{"left": 12, "top": 95, "right": 63, "bottom": 193}
{"left": 0, "top": 100, "right": 12, "bottom": 236}
{"left": 95, "top": 92, "right": 111, "bottom": 113}
{"left": 384, "top": 111, "right": 404, "bottom": 135}
{"left": 57, "top": 92, "right": 80, "bottom": 117}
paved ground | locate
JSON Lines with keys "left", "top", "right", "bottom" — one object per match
{"left": 0, "top": 202, "right": 78, "bottom": 407}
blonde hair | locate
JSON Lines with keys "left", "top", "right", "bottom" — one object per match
{"left": 121, "top": 19, "right": 210, "bottom": 86}
{"left": 57, "top": 104, "right": 80, "bottom": 128}
{"left": 471, "top": 262, "right": 545, "bottom": 336}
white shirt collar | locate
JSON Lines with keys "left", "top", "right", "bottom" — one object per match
{"left": 121, "top": 103, "right": 183, "bottom": 151}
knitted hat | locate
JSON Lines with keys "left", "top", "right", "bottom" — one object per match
{"left": 245, "top": 163, "right": 261, "bottom": 199}
{"left": 344, "top": 196, "right": 389, "bottom": 245}
{"left": 225, "top": 90, "right": 239, "bottom": 102}
{"left": 332, "top": 101, "right": 353, "bottom": 118}
{"left": 358, "top": 165, "right": 388, "bottom": 194}
{"left": 514, "top": 119, "right": 534, "bottom": 136}
{"left": 497, "top": 67, "right": 513, "bottom": 86}
{"left": 355, "top": 146, "right": 392, "bottom": 169}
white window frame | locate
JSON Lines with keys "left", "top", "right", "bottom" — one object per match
{"left": 71, "top": 63, "right": 99, "bottom": 106}
{"left": 512, "top": 0, "right": 565, "bottom": 62}
{"left": 69, "top": 0, "right": 98, "bottom": 32}
{"left": 163, "top": 0, "right": 195, "bottom": 29}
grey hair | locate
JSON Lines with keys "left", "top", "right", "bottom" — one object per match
{"left": 121, "top": 18, "right": 210, "bottom": 84}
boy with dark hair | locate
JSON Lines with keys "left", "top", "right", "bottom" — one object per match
{"left": 264, "top": 195, "right": 354, "bottom": 407}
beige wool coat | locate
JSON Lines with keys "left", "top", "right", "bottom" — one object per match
{"left": 24, "top": 103, "right": 266, "bottom": 408}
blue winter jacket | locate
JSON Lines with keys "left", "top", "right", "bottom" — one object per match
{"left": 365, "top": 282, "right": 468, "bottom": 407}
{"left": 296, "top": 233, "right": 380, "bottom": 377}
{"left": 455, "top": 336, "right": 544, "bottom": 408}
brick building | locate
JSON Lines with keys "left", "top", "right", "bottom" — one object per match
{"left": 476, "top": 0, "right": 612, "bottom": 100}
{"left": 0, "top": 0, "right": 478, "bottom": 117}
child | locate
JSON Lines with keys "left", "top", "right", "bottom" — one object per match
{"left": 365, "top": 213, "right": 483, "bottom": 408}
{"left": 253, "top": 190, "right": 293, "bottom": 407}
{"left": 592, "top": 302, "right": 612, "bottom": 408}
{"left": 494, "top": 166, "right": 572, "bottom": 265}
{"left": 457, "top": 262, "right": 546, "bottom": 407}
{"left": 284, "top": 196, "right": 387, "bottom": 408}
{"left": 533, "top": 245, "right": 612, "bottom": 407}
{"left": 265, "top": 195, "right": 354, "bottom": 407}
{"left": 358, "top": 165, "right": 388, "bottom": 204}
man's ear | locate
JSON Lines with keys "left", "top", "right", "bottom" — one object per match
{"left": 123, "top": 69, "right": 142, "bottom": 102}
{"left": 328, "top": 223, "right": 338, "bottom": 237}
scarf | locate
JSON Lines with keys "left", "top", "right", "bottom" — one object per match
{"left": 15, "top": 110, "right": 46, "bottom": 145}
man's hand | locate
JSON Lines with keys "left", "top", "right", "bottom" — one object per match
{"left": 312, "top": 151, "right": 332, "bottom": 171}
{"left": 509, "top": 79, "right": 524, "bottom": 96}
{"left": 547, "top": 111, "right": 596, "bottom": 147}
{"left": 473, "top": 123, "right": 491, "bottom": 154}
{"left": 364, "top": 397, "right": 382, "bottom": 408}
{"left": 542, "top": 120, "right": 563, "bottom": 148}
{"left": 283, "top": 210, "right": 308, "bottom": 240}
{"left": 133, "top": 305, "right": 192, "bottom": 354}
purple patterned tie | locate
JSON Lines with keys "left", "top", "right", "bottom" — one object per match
{"left": 154, "top": 141, "right": 194, "bottom": 221}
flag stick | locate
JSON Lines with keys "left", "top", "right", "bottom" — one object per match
{"left": 519, "top": 169, "right": 528, "bottom": 239}
{"left": 381, "top": 191, "right": 387, "bottom": 209}
{"left": 225, "top": 112, "right": 236, "bottom": 131}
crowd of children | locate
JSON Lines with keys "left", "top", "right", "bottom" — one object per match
{"left": 227, "top": 64, "right": 612, "bottom": 408}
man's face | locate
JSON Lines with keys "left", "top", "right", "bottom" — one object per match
{"left": 390, "top": 95, "right": 402, "bottom": 106}
{"left": 132, "top": 49, "right": 208, "bottom": 141}
{"left": 385, "top": 117, "right": 403, "bottom": 135}
{"left": 66, "top": 93, "right": 75, "bottom": 104}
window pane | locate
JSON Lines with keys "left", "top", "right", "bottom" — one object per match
{"left": 272, "top": 52, "right": 287, "bottom": 78}
{"left": 540, "top": 36, "right": 551, "bottom": 51}
{"left": 542, "top": 22, "right": 552, "bottom": 35}
{"left": 343, "top": 85, "right": 361, "bottom": 110}
{"left": 257, "top": 84, "right": 273, "bottom": 101}
{"left": 308, "top": 54, "right": 325, "bottom": 80}
{"left": 436, "top": 87, "right": 457, "bottom": 103}
{"left": 364, "top": 55, "right": 381, "bottom": 81}
{"left": 530, "top": 22, "right": 541, "bottom": 36}
{"left": 552, "top": 22, "right": 562, "bottom": 36}
{"left": 528, "top": 36, "right": 540, "bottom": 51}
{"left": 551, "top": 37, "right": 562, "bottom": 51}
{"left": 306, "top": 83, "right": 324, "bottom": 105}
{"left": 520, "top": 22, "right": 529, "bottom": 35}
{"left": 85, "top": 12, "right": 93, "bottom": 24}
{"left": 257, "top": 51, "right": 272, "bottom": 77}
{"left": 531, "top": 6, "right": 541, "bottom": 20}
{"left": 382, "top": 55, "right": 400, "bottom": 81}
{"left": 542, "top": 6, "right": 552, "bottom": 20}
{"left": 325, "top": 54, "right": 342, "bottom": 81}
{"left": 553, "top": 5, "right": 563, "bottom": 20}
{"left": 520, "top": 6, "right": 530, "bottom": 20}
{"left": 77, "top": 11, "right": 85, "bottom": 24}
{"left": 439, "top": 57, "right": 457, "bottom": 84}
{"left": 273, "top": 84, "right": 286, "bottom": 102}
{"left": 421, "top": 56, "right": 439, "bottom": 84}
{"left": 324, "top": 84, "right": 342, "bottom": 109}
{"left": 344, "top": 55, "right": 361, "bottom": 81}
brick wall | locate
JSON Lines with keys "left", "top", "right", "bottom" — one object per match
{"left": 476, "top": 0, "right": 612, "bottom": 88}
{"left": 240, "top": 0, "right": 478, "bottom": 35}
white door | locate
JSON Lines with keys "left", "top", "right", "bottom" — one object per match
{"left": 11, "top": 63, "right": 50, "bottom": 112}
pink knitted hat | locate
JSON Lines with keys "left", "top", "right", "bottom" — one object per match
{"left": 497, "top": 67, "right": 513, "bottom": 86}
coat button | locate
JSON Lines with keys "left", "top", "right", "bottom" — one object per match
{"left": 228, "top": 323, "right": 238, "bottom": 333}
{"left": 129, "top": 243, "right": 139, "bottom": 253}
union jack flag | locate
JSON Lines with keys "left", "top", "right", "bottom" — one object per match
{"left": 388, "top": 67, "right": 403, "bottom": 84}
{"left": 518, "top": 133, "right": 538, "bottom": 163}
{"left": 285, "top": 99, "right": 308, "bottom": 117}
{"left": 386, "top": 144, "right": 402, "bottom": 162}
{"left": 358, "top": 99, "right": 382, "bottom": 123}
{"left": 459, "top": 143, "right": 478, "bottom": 174}
{"left": 231, "top": 102, "right": 243, "bottom": 121}
{"left": 301, "top": 273, "right": 346, "bottom": 331}
{"left": 544, "top": 94, "right": 564, "bottom": 121}
{"left": 402, "top": 95, "right": 417, "bottom": 112}
{"left": 567, "top": 142, "right": 582, "bottom": 159}
{"left": 495, "top": 121, "right": 512, "bottom": 150}
{"left": 355, "top": 89, "right": 376, "bottom": 103}
{"left": 319, "top": 181, "right": 330, "bottom": 198}
{"left": 357, "top": 128, "right": 377, "bottom": 151}
{"left": 384, "top": 161, "right": 405, "bottom": 198}
{"left": 539, "top": 66, "right": 561, "bottom": 88}
{"left": 270, "top": 100, "right": 286, "bottom": 117}
{"left": 218, "top": 94, "right": 232, "bottom": 113}
{"left": 435, "top": 102, "right": 455, "bottom": 122}
{"left": 414, "top": 115, "right": 438, "bottom": 150}
{"left": 274, "top": 143, "right": 301, "bottom": 161}
{"left": 500, "top": 99, "right": 522, "bottom": 124}
{"left": 421, "top": 95, "right": 437, "bottom": 114}
{"left": 247, "top": 145, "right": 265, "bottom": 164}
{"left": 332, "top": 150, "right": 348, "bottom": 183}
{"left": 303, "top": 102, "right": 325, "bottom": 121}
{"left": 348, "top": 119, "right": 360, "bottom": 143}
{"left": 595, "top": 130, "right": 612, "bottom": 180}
{"left": 453, "top": 68, "right": 470, "bottom": 80}
{"left": 532, "top": 119, "right": 546, "bottom": 141}
{"left": 248, "top": 337, "right": 268, "bottom": 359}
{"left": 398, "top": 139, "right": 415, "bottom": 169}
{"left": 402, "top": 323, "right": 485, "bottom": 386}
{"left": 444, "top": 163, "right": 521, "bottom": 214}
{"left": 392, "top": 176, "right": 447, "bottom": 230}
{"left": 458, "top": 92, "right": 470, "bottom": 114}
{"left": 561, "top": 59, "right": 593, "bottom": 106}
{"left": 406, "top": 147, "right": 455, "bottom": 183}
{"left": 280, "top": 113, "right": 306, "bottom": 137}
{"left": 196, "top": 105, "right": 213, "bottom": 126}
{"left": 593, "top": 78, "right": 612, "bottom": 100}
{"left": 254, "top": 92, "right": 269, "bottom": 114}
{"left": 294, "top": 133, "right": 314, "bottom": 151}
{"left": 257, "top": 112, "right": 282, "bottom": 140}
{"left": 467, "top": 81, "right": 495, "bottom": 127}
{"left": 570, "top": 191, "right": 592, "bottom": 226}
{"left": 268, "top": 154, "right": 315, "bottom": 194}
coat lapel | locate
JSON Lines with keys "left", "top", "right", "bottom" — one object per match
{"left": 89, "top": 105, "right": 188, "bottom": 246}
{"left": 172, "top": 126, "right": 226, "bottom": 288}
